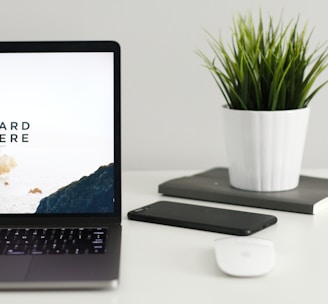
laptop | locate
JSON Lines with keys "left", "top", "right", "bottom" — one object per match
{"left": 0, "top": 41, "right": 122, "bottom": 289}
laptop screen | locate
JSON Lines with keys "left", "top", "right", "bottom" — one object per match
{"left": 0, "top": 41, "right": 120, "bottom": 216}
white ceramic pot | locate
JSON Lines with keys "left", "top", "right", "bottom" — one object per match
{"left": 222, "top": 106, "right": 310, "bottom": 192}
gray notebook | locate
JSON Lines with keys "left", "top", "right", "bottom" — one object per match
{"left": 158, "top": 168, "right": 328, "bottom": 215}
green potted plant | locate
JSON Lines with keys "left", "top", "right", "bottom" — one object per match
{"left": 199, "top": 12, "right": 328, "bottom": 191}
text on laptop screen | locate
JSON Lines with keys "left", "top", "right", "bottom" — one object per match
{"left": 0, "top": 52, "right": 115, "bottom": 214}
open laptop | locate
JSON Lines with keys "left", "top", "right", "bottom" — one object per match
{"left": 0, "top": 41, "right": 121, "bottom": 289}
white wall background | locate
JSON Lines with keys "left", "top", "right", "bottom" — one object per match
{"left": 0, "top": 0, "right": 327, "bottom": 170}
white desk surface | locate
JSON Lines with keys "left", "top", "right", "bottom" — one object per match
{"left": 3, "top": 169, "right": 328, "bottom": 304}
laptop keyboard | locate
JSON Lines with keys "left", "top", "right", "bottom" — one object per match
{"left": 0, "top": 228, "right": 107, "bottom": 255}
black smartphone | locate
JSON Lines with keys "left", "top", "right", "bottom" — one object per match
{"left": 128, "top": 201, "right": 277, "bottom": 236}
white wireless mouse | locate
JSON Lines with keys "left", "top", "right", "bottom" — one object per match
{"left": 214, "top": 237, "right": 275, "bottom": 277}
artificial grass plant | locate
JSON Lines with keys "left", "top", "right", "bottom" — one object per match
{"left": 198, "top": 12, "right": 328, "bottom": 110}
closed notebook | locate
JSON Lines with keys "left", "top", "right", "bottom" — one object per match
{"left": 158, "top": 168, "right": 328, "bottom": 215}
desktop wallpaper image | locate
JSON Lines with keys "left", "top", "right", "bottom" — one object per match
{"left": 0, "top": 52, "right": 114, "bottom": 214}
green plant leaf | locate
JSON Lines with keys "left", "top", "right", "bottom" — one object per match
{"left": 198, "top": 11, "right": 328, "bottom": 110}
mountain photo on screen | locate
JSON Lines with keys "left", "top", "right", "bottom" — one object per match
{"left": 0, "top": 52, "right": 114, "bottom": 214}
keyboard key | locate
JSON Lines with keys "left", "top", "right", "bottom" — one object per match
{"left": 6, "top": 245, "right": 27, "bottom": 255}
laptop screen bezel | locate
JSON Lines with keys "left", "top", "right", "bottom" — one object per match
{"left": 0, "top": 41, "right": 121, "bottom": 226}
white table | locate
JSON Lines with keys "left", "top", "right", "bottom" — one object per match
{"left": 3, "top": 169, "right": 328, "bottom": 304}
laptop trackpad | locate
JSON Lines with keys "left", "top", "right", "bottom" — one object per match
{"left": 0, "top": 256, "right": 32, "bottom": 281}
{"left": 27, "top": 255, "right": 107, "bottom": 281}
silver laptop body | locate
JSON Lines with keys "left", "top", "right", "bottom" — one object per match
{"left": 0, "top": 41, "right": 121, "bottom": 289}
